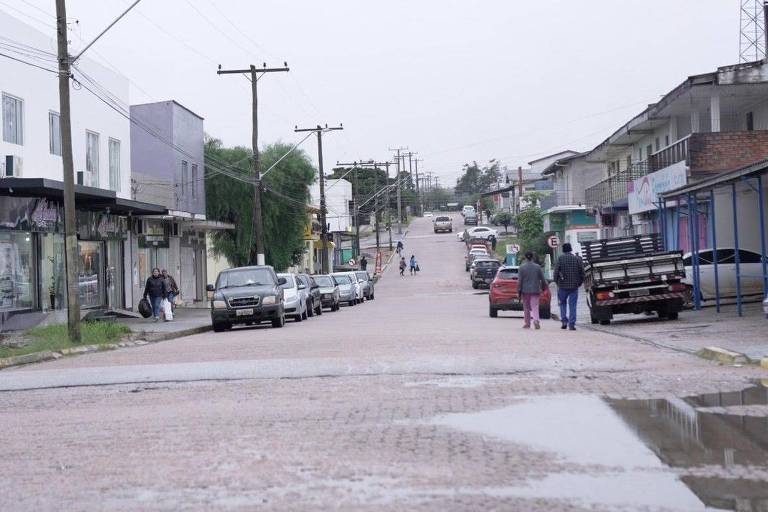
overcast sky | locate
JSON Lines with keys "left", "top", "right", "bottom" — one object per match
{"left": 9, "top": 0, "right": 742, "bottom": 184}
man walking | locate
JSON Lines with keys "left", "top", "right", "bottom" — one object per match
{"left": 554, "top": 242, "right": 584, "bottom": 331}
{"left": 518, "top": 251, "right": 548, "bottom": 329}
{"left": 359, "top": 255, "right": 368, "bottom": 271}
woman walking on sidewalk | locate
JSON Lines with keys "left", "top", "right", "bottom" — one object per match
{"left": 399, "top": 256, "right": 407, "bottom": 277}
{"left": 409, "top": 254, "right": 418, "bottom": 275}
{"left": 143, "top": 267, "right": 168, "bottom": 322}
{"left": 518, "top": 251, "right": 548, "bottom": 329}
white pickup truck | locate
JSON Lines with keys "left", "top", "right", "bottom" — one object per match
{"left": 582, "top": 234, "right": 687, "bottom": 325}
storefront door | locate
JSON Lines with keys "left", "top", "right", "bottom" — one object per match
{"left": 79, "top": 241, "right": 105, "bottom": 308}
{"left": 107, "top": 240, "right": 124, "bottom": 310}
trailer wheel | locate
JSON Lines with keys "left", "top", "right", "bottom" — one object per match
{"left": 599, "top": 319, "right": 611, "bottom": 326}
{"left": 667, "top": 311, "right": 679, "bottom": 320}
{"left": 590, "top": 316, "right": 599, "bottom": 324}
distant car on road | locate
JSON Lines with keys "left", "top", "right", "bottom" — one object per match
{"left": 332, "top": 273, "right": 358, "bottom": 307}
{"left": 278, "top": 273, "right": 309, "bottom": 322}
{"left": 314, "top": 274, "right": 340, "bottom": 311}
{"left": 471, "top": 258, "right": 501, "bottom": 289}
{"left": 355, "top": 271, "right": 375, "bottom": 300}
{"left": 207, "top": 265, "right": 287, "bottom": 331}
{"left": 488, "top": 266, "right": 551, "bottom": 319}
{"left": 465, "top": 226, "right": 497, "bottom": 240}
{"left": 424, "top": 211, "right": 433, "bottom": 217}
{"left": 434, "top": 215, "right": 453, "bottom": 233}
{"left": 464, "top": 211, "right": 478, "bottom": 226}
{"left": 462, "top": 205, "right": 475, "bottom": 217}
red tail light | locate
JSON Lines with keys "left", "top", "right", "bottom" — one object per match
{"left": 668, "top": 283, "right": 687, "bottom": 292}
{"left": 595, "top": 290, "right": 614, "bottom": 300}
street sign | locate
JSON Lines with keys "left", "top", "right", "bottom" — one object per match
{"left": 506, "top": 243, "right": 520, "bottom": 255}
{"left": 547, "top": 235, "right": 560, "bottom": 248}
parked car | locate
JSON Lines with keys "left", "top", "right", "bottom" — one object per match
{"left": 424, "top": 211, "right": 433, "bottom": 217}
{"left": 464, "top": 211, "right": 478, "bottom": 226}
{"left": 466, "top": 247, "right": 489, "bottom": 271}
{"left": 332, "top": 273, "right": 358, "bottom": 306}
{"left": 488, "top": 266, "right": 551, "bottom": 319}
{"left": 298, "top": 273, "right": 323, "bottom": 316}
{"left": 433, "top": 215, "right": 453, "bottom": 233}
{"left": 314, "top": 274, "right": 340, "bottom": 311}
{"left": 471, "top": 258, "right": 501, "bottom": 289}
{"left": 355, "top": 271, "right": 375, "bottom": 300}
{"left": 682, "top": 248, "right": 766, "bottom": 302}
{"left": 207, "top": 265, "right": 286, "bottom": 331}
{"left": 465, "top": 226, "right": 497, "bottom": 240}
{"left": 278, "top": 273, "right": 308, "bottom": 322}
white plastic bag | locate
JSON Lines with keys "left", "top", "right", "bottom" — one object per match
{"left": 163, "top": 299, "right": 173, "bottom": 321}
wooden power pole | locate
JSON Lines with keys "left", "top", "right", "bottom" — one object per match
{"left": 217, "top": 63, "right": 289, "bottom": 265}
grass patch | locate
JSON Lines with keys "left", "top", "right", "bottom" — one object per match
{"left": 0, "top": 321, "right": 131, "bottom": 359}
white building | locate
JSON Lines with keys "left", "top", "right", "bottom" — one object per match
{"left": 0, "top": 10, "right": 162, "bottom": 319}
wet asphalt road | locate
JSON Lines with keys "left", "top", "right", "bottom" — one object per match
{"left": 1, "top": 218, "right": 766, "bottom": 511}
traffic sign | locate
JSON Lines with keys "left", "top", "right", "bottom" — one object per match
{"left": 506, "top": 243, "right": 520, "bottom": 255}
{"left": 547, "top": 235, "right": 560, "bottom": 248}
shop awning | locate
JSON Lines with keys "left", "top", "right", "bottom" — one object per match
{"left": 0, "top": 178, "right": 166, "bottom": 215}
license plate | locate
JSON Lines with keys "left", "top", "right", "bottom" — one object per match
{"left": 485, "top": 278, "right": 492, "bottom": 283}
{"left": 629, "top": 289, "right": 650, "bottom": 297}
{"left": 236, "top": 308, "right": 254, "bottom": 316}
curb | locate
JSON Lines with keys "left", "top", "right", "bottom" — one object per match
{"left": 696, "top": 346, "right": 750, "bottom": 365}
{"left": 0, "top": 324, "right": 212, "bottom": 371}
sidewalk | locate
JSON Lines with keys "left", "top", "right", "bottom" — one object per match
{"left": 548, "top": 286, "right": 767, "bottom": 362}
{"left": 120, "top": 308, "right": 212, "bottom": 340}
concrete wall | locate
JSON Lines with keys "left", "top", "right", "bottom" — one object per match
{"left": 0, "top": 10, "right": 131, "bottom": 197}
{"left": 130, "top": 101, "right": 205, "bottom": 215}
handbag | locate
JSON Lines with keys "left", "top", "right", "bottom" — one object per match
{"left": 162, "top": 299, "right": 173, "bottom": 321}
{"left": 138, "top": 298, "right": 152, "bottom": 318}
{"left": 415, "top": 264, "right": 420, "bottom": 272}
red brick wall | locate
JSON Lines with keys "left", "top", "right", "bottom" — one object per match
{"left": 688, "top": 131, "right": 768, "bottom": 173}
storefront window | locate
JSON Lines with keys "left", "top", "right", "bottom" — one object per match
{"left": 79, "top": 241, "right": 105, "bottom": 308}
{"left": 0, "top": 231, "right": 35, "bottom": 310}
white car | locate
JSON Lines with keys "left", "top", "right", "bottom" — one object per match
{"left": 465, "top": 226, "right": 498, "bottom": 240}
{"left": 462, "top": 205, "right": 475, "bottom": 217}
{"left": 424, "top": 211, "right": 433, "bottom": 217}
{"left": 682, "top": 248, "right": 765, "bottom": 301}
{"left": 277, "top": 273, "right": 308, "bottom": 322}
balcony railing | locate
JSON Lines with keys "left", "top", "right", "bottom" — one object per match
{"left": 649, "top": 135, "right": 690, "bottom": 172}
{"left": 585, "top": 161, "right": 649, "bottom": 208}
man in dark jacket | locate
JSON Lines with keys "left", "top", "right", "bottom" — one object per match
{"left": 554, "top": 243, "right": 584, "bottom": 331}
{"left": 143, "top": 267, "right": 168, "bottom": 321}
{"left": 359, "top": 255, "right": 367, "bottom": 271}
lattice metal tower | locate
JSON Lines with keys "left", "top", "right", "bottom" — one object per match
{"left": 740, "top": 0, "right": 767, "bottom": 62}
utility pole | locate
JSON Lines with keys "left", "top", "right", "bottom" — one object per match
{"left": 296, "top": 124, "right": 344, "bottom": 273}
{"left": 389, "top": 147, "right": 407, "bottom": 234}
{"left": 384, "top": 161, "right": 393, "bottom": 250}
{"left": 414, "top": 157, "right": 423, "bottom": 214}
{"left": 518, "top": 165, "right": 524, "bottom": 214}
{"left": 217, "top": 62, "right": 289, "bottom": 265}
{"left": 55, "top": 0, "right": 80, "bottom": 342}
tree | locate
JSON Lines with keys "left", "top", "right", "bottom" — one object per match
{"left": 205, "top": 137, "right": 316, "bottom": 271}
{"left": 495, "top": 211, "right": 514, "bottom": 233}
{"left": 516, "top": 207, "right": 548, "bottom": 258}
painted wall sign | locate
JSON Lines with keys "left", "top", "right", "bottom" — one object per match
{"left": 628, "top": 162, "right": 687, "bottom": 214}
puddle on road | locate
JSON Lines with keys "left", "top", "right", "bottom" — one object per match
{"left": 431, "top": 385, "right": 768, "bottom": 511}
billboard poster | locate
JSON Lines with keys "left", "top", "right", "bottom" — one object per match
{"left": 628, "top": 163, "right": 687, "bottom": 214}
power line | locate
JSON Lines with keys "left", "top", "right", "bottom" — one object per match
{"left": 0, "top": 50, "right": 58, "bottom": 74}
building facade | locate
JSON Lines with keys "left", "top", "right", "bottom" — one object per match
{"left": 0, "top": 10, "right": 163, "bottom": 319}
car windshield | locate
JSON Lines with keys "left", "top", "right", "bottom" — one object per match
{"left": 497, "top": 268, "right": 519, "bottom": 280}
{"left": 314, "top": 276, "right": 334, "bottom": 287}
{"left": 436, "top": 216, "right": 450, "bottom": 221}
{"left": 356, "top": 272, "right": 369, "bottom": 281}
{"left": 278, "top": 274, "right": 295, "bottom": 288}
{"left": 476, "top": 260, "right": 499, "bottom": 268}
{"left": 332, "top": 274, "right": 350, "bottom": 284}
{"left": 217, "top": 268, "right": 273, "bottom": 288}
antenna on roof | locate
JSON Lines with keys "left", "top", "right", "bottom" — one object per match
{"left": 739, "top": 0, "right": 767, "bottom": 62}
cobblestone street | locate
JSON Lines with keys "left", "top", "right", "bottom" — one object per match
{"left": 1, "top": 218, "right": 766, "bottom": 511}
